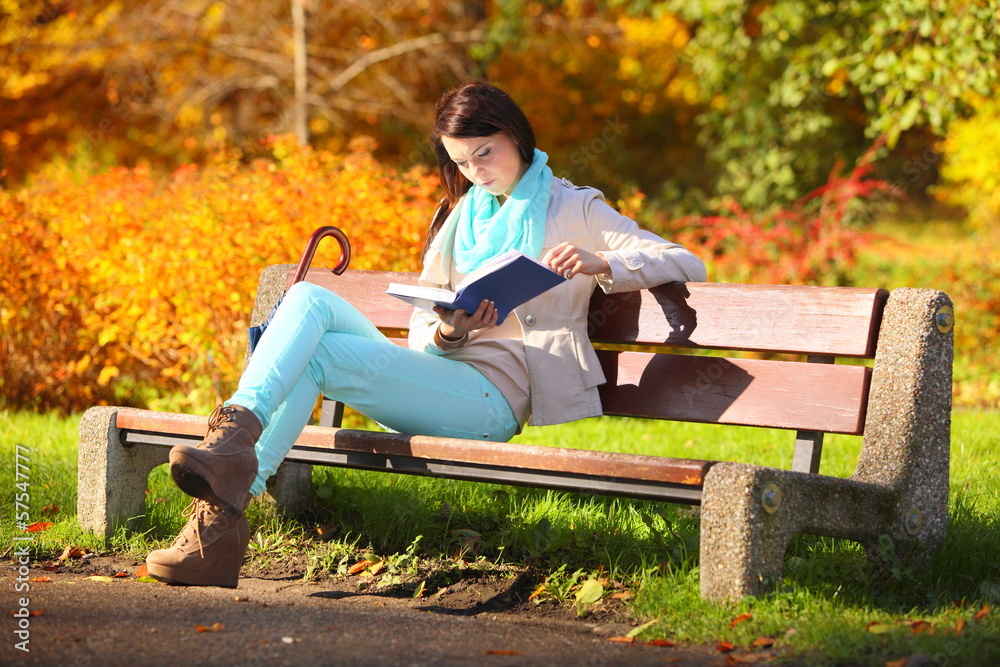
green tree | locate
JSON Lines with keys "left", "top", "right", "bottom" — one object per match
{"left": 612, "top": 0, "right": 1000, "bottom": 208}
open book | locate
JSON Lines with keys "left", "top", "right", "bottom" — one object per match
{"left": 386, "top": 250, "right": 566, "bottom": 325}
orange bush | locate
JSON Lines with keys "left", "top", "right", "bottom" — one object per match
{"left": 0, "top": 136, "right": 438, "bottom": 413}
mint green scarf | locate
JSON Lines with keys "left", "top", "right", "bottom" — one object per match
{"left": 453, "top": 148, "right": 552, "bottom": 275}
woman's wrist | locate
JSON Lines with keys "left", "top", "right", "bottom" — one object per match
{"left": 437, "top": 323, "right": 467, "bottom": 342}
{"left": 595, "top": 251, "right": 612, "bottom": 277}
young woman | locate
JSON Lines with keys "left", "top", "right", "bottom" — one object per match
{"left": 146, "top": 81, "right": 707, "bottom": 588}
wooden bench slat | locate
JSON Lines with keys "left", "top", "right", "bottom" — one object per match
{"left": 297, "top": 428, "right": 713, "bottom": 486}
{"left": 117, "top": 410, "right": 209, "bottom": 437}
{"left": 598, "top": 351, "right": 871, "bottom": 435}
{"left": 297, "top": 268, "right": 418, "bottom": 330}
{"left": 587, "top": 283, "right": 888, "bottom": 357}
{"left": 296, "top": 269, "right": 888, "bottom": 357}
{"left": 114, "top": 410, "right": 714, "bottom": 486}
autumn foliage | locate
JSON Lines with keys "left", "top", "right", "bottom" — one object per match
{"left": 0, "top": 136, "right": 438, "bottom": 412}
{"left": 667, "top": 146, "right": 895, "bottom": 286}
{"left": 2, "top": 138, "right": 995, "bottom": 413}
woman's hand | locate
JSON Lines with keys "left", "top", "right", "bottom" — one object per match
{"left": 542, "top": 242, "right": 611, "bottom": 279}
{"left": 435, "top": 299, "right": 498, "bottom": 339}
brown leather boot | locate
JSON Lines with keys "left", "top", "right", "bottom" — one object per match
{"left": 145, "top": 499, "right": 251, "bottom": 588}
{"left": 169, "top": 404, "right": 262, "bottom": 516}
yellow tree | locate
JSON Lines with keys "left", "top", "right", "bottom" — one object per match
{"left": 0, "top": 1, "right": 125, "bottom": 183}
{"left": 485, "top": 1, "right": 704, "bottom": 200}
{"left": 1, "top": 0, "right": 487, "bottom": 185}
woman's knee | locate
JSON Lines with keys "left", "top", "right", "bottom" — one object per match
{"left": 285, "top": 280, "right": 331, "bottom": 303}
{"left": 282, "top": 281, "right": 351, "bottom": 317}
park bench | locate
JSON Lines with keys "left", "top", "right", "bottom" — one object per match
{"left": 78, "top": 256, "right": 954, "bottom": 601}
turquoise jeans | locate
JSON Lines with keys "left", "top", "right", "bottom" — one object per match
{"left": 227, "top": 282, "right": 519, "bottom": 496}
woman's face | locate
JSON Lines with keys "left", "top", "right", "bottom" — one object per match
{"left": 440, "top": 132, "right": 528, "bottom": 197}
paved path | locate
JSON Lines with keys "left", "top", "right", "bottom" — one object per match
{"left": 2, "top": 570, "right": 732, "bottom": 666}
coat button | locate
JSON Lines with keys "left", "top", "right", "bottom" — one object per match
{"left": 524, "top": 315, "right": 536, "bottom": 326}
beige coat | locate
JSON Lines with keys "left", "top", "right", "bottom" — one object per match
{"left": 409, "top": 178, "right": 707, "bottom": 426}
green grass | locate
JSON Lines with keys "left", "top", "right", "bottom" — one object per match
{"left": 2, "top": 409, "right": 999, "bottom": 665}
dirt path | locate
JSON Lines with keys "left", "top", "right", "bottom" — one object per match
{"left": 2, "top": 555, "right": 783, "bottom": 666}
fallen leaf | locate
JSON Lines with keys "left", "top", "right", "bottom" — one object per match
{"left": 27, "top": 577, "right": 52, "bottom": 583}
{"left": 574, "top": 578, "right": 604, "bottom": 614}
{"left": 134, "top": 577, "right": 159, "bottom": 583}
{"left": 953, "top": 618, "right": 965, "bottom": 635}
{"left": 40, "top": 562, "right": 61, "bottom": 571}
{"left": 909, "top": 620, "right": 932, "bottom": 635}
{"left": 528, "top": 583, "right": 547, "bottom": 601}
{"left": 974, "top": 605, "right": 990, "bottom": 621}
{"left": 25, "top": 522, "right": 54, "bottom": 532}
{"left": 611, "top": 590, "right": 632, "bottom": 600}
{"left": 645, "top": 639, "right": 676, "bottom": 647}
{"left": 484, "top": 650, "right": 524, "bottom": 655}
{"left": 89, "top": 576, "right": 117, "bottom": 582}
{"left": 135, "top": 564, "right": 149, "bottom": 578}
{"left": 412, "top": 581, "right": 427, "bottom": 598}
{"left": 751, "top": 637, "right": 776, "bottom": 648}
{"left": 729, "top": 612, "right": 753, "bottom": 628}
{"left": 717, "top": 641, "right": 736, "bottom": 653}
{"left": 196, "top": 623, "right": 224, "bottom": 633}
{"left": 625, "top": 618, "right": 660, "bottom": 638}
{"left": 864, "top": 621, "right": 891, "bottom": 634}
{"left": 885, "top": 659, "right": 907, "bottom": 667}
{"left": 367, "top": 560, "right": 385, "bottom": 576}
{"left": 607, "top": 636, "right": 635, "bottom": 643}
{"left": 727, "top": 655, "right": 773, "bottom": 664}
{"left": 8, "top": 609, "right": 46, "bottom": 617}
{"left": 112, "top": 572, "right": 130, "bottom": 578}
{"left": 347, "top": 560, "right": 371, "bottom": 575}
{"left": 41, "top": 503, "right": 59, "bottom": 515}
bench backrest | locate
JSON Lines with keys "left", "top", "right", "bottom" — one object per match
{"left": 283, "top": 268, "right": 888, "bottom": 438}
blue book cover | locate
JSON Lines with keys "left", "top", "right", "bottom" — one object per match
{"left": 386, "top": 250, "right": 566, "bottom": 325}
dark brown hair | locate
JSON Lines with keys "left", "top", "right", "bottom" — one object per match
{"left": 422, "top": 81, "right": 536, "bottom": 257}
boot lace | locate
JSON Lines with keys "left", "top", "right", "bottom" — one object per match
{"left": 206, "top": 404, "right": 238, "bottom": 431}
{"left": 174, "top": 499, "right": 214, "bottom": 559}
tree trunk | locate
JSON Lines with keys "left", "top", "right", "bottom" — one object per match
{"left": 292, "top": 0, "right": 308, "bottom": 145}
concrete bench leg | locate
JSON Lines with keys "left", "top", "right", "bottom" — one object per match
{"left": 699, "top": 462, "right": 895, "bottom": 600}
{"left": 78, "top": 407, "right": 169, "bottom": 540}
{"left": 264, "top": 461, "right": 313, "bottom": 515}
{"left": 700, "top": 463, "right": 795, "bottom": 600}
